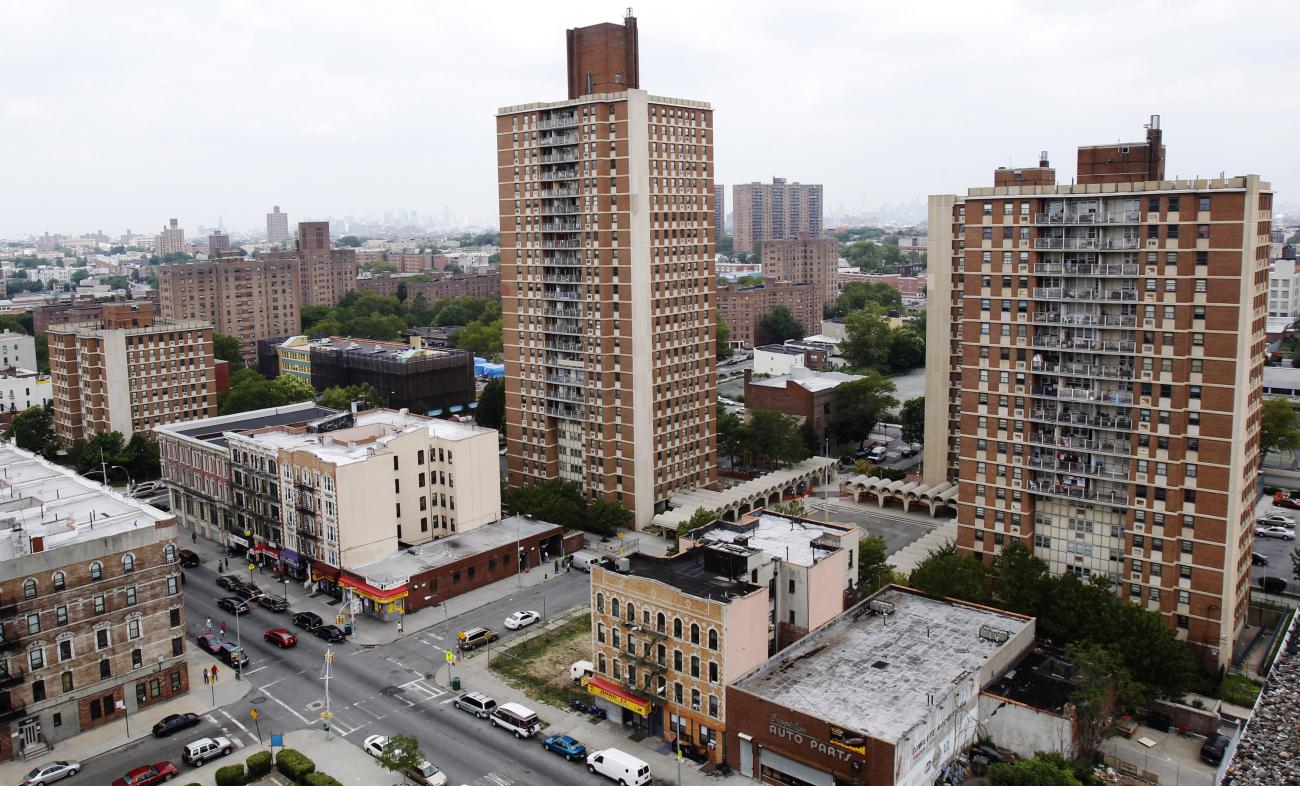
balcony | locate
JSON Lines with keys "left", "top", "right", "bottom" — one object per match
{"left": 547, "top": 388, "right": 585, "bottom": 404}
{"left": 1032, "top": 262, "right": 1140, "bottom": 277}
{"left": 1027, "top": 455, "right": 1132, "bottom": 482}
{"left": 1032, "top": 287, "right": 1138, "bottom": 303}
{"left": 540, "top": 240, "right": 581, "bottom": 251}
{"left": 1028, "top": 409, "right": 1134, "bottom": 431}
{"left": 0, "top": 604, "right": 15, "bottom": 620}
{"left": 1030, "top": 336, "right": 1138, "bottom": 354}
{"left": 540, "top": 188, "right": 580, "bottom": 199}
{"left": 539, "top": 132, "right": 578, "bottom": 146}
{"left": 297, "top": 528, "right": 319, "bottom": 541}
{"left": 0, "top": 630, "right": 20, "bottom": 653}
{"left": 545, "top": 373, "right": 584, "bottom": 387}
{"left": 545, "top": 321, "right": 584, "bottom": 336}
{"left": 540, "top": 152, "right": 579, "bottom": 164}
{"left": 1030, "top": 312, "right": 1136, "bottom": 328}
{"left": 539, "top": 114, "right": 578, "bottom": 130}
{"left": 540, "top": 290, "right": 581, "bottom": 301}
{"left": 1032, "top": 361, "right": 1134, "bottom": 381}
{"left": 541, "top": 274, "right": 583, "bottom": 285}
{"left": 543, "top": 255, "right": 582, "bottom": 267}
{"left": 540, "top": 169, "right": 578, "bottom": 182}
{"left": 542, "top": 222, "right": 581, "bottom": 232}
{"left": 545, "top": 405, "right": 586, "bottom": 421}
{"left": 1026, "top": 480, "right": 1129, "bottom": 506}
{"left": 1034, "top": 211, "right": 1141, "bottom": 225}
{"left": 1030, "top": 385, "right": 1134, "bottom": 405}
{"left": 1027, "top": 432, "right": 1132, "bottom": 456}
{"left": 543, "top": 340, "right": 583, "bottom": 352}
{"left": 1034, "top": 237, "right": 1140, "bottom": 251}
{"left": 541, "top": 203, "right": 580, "bottom": 215}
{"left": 543, "top": 307, "right": 583, "bottom": 319}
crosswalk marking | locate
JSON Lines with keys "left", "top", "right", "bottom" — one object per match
{"left": 484, "top": 773, "right": 513, "bottom": 786}
{"left": 399, "top": 677, "right": 446, "bottom": 703}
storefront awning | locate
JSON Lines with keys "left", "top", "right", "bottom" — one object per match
{"left": 251, "top": 544, "right": 280, "bottom": 558}
{"left": 339, "top": 574, "right": 409, "bottom": 603}
{"left": 311, "top": 564, "right": 341, "bottom": 582}
{"left": 584, "top": 675, "right": 651, "bottom": 717}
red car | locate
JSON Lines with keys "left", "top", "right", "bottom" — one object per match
{"left": 111, "top": 762, "right": 179, "bottom": 786}
{"left": 1274, "top": 496, "right": 1300, "bottom": 510}
{"left": 264, "top": 628, "right": 297, "bottom": 648}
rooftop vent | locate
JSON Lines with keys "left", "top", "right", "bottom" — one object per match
{"left": 868, "top": 599, "right": 896, "bottom": 616}
{"left": 870, "top": 660, "right": 888, "bottom": 669}
{"left": 979, "top": 625, "right": 1011, "bottom": 644}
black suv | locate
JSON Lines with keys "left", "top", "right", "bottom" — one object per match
{"left": 217, "top": 597, "right": 251, "bottom": 615}
{"left": 178, "top": 549, "right": 200, "bottom": 568}
{"left": 292, "top": 611, "right": 323, "bottom": 631}
{"left": 216, "top": 575, "right": 242, "bottom": 591}
{"left": 152, "top": 712, "right": 200, "bottom": 738}
{"left": 1201, "top": 733, "right": 1229, "bottom": 765}
{"left": 258, "top": 595, "right": 290, "bottom": 612}
{"left": 313, "top": 624, "right": 346, "bottom": 643}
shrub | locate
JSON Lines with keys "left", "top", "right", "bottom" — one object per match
{"left": 303, "top": 774, "right": 344, "bottom": 786}
{"left": 214, "top": 764, "right": 245, "bottom": 786}
{"left": 1218, "top": 673, "right": 1263, "bottom": 707}
{"left": 275, "top": 749, "right": 316, "bottom": 782}
{"left": 246, "top": 750, "right": 273, "bottom": 779}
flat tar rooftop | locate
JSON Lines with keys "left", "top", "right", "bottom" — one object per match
{"left": 155, "top": 402, "right": 340, "bottom": 448}
{"left": 614, "top": 549, "right": 763, "bottom": 603}
{"left": 689, "top": 512, "right": 852, "bottom": 567}
{"left": 235, "top": 408, "right": 493, "bottom": 465}
{"left": 0, "top": 444, "right": 172, "bottom": 560}
{"left": 732, "top": 587, "right": 1033, "bottom": 743}
{"left": 351, "top": 515, "right": 560, "bottom": 587}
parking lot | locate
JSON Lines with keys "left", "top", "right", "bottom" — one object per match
{"left": 1253, "top": 496, "right": 1299, "bottom": 593}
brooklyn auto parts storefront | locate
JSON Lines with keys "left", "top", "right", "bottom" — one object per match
{"left": 726, "top": 687, "right": 881, "bottom": 786}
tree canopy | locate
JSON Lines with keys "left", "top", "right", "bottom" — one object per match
{"left": 830, "top": 281, "right": 902, "bottom": 318}
{"left": 218, "top": 370, "right": 317, "bottom": 415}
{"left": 755, "top": 306, "right": 805, "bottom": 346}
{"left": 6, "top": 405, "right": 57, "bottom": 459}
{"left": 317, "top": 383, "right": 385, "bottom": 411}
{"left": 1260, "top": 397, "right": 1300, "bottom": 458}
{"left": 474, "top": 378, "right": 505, "bottom": 432}
{"left": 899, "top": 396, "right": 925, "bottom": 445}
{"left": 715, "top": 311, "right": 733, "bottom": 359}
{"left": 840, "top": 308, "right": 925, "bottom": 374}
{"left": 455, "top": 316, "right": 503, "bottom": 360}
{"left": 828, "top": 372, "right": 898, "bottom": 449}
{"left": 504, "top": 480, "right": 633, "bottom": 536}
{"left": 213, "top": 334, "right": 244, "bottom": 365}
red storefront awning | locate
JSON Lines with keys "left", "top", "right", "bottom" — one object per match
{"left": 251, "top": 544, "right": 280, "bottom": 558}
{"left": 584, "top": 675, "right": 651, "bottom": 717}
{"left": 311, "top": 564, "right": 341, "bottom": 582}
{"left": 339, "top": 574, "right": 408, "bottom": 603}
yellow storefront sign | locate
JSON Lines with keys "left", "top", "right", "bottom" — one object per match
{"left": 582, "top": 675, "right": 651, "bottom": 717}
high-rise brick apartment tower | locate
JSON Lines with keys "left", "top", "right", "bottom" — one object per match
{"left": 498, "top": 13, "right": 717, "bottom": 528}
{"left": 761, "top": 234, "right": 839, "bottom": 319}
{"left": 925, "top": 117, "right": 1271, "bottom": 667}
{"left": 261, "top": 221, "right": 357, "bottom": 309}
{"left": 732, "top": 178, "right": 823, "bottom": 254}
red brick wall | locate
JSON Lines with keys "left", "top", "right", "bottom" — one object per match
{"left": 397, "top": 527, "right": 566, "bottom": 613}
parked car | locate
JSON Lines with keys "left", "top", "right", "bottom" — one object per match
{"left": 291, "top": 611, "right": 323, "bottom": 631}
{"left": 178, "top": 549, "right": 200, "bottom": 568}
{"left": 586, "top": 749, "right": 651, "bottom": 786}
{"left": 1251, "top": 552, "right": 1270, "bottom": 566}
{"left": 215, "top": 575, "right": 242, "bottom": 591}
{"left": 234, "top": 583, "right": 264, "bottom": 601}
{"left": 181, "top": 736, "right": 232, "bottom": 766}
{"left": 111, "top": 762, "right": 179, "bottom": 786}
{"left": 130, "top": 482, "right": 163, "bottom": 498}
{"left": 899, "top": 444, "right": 920, "bottom": 458}
{"left": 1272, "top": 496, "right": 1300, "bottom": 510}
{"left": 18, "top": 760, "right": 81, "bottom": 785}
{"left": 195, "top": 632, "right": 223, "bottom": 657}
{"left": 151, "top": 712, "right": 200, "bottom": 738}
{"left": 313, "top": 624, "right": 346, "bottom": 643}
{"left": 407, "top": 760, "right": 449, "bottom": 786}
{"left": 490, "top": 702, "right": 541, "bottom": 739}
{"left": 457, "top": 627, "right": 498, "bottom": 650}
{"left": 217, "top": 597, "right": 250, "bottom": 615}
{"left": 218, "top": 642, "right": 249, "bottom": 668}
{"left": 264, "top": 628, "right": 297, "bottom": 648}
{"left": 363, "top": 735, "right": 388, "bottom": 758}
{"left": 542, "top": 735, "right": 588, "bottom": 761}
{"left": 454, "top": 691, "right": 497, "bottom": 719}
{"left": 504, "top": 611, "right": 540, "bottom": 630}
{"left": 1200, "top": 733, "right": 1229, "bottom": 765}
{"left": 1256, "top": 514, "right": 1293, "bottom": 527}
{"left": 1255, "top": 526, "right": 1296, "bottom": 540}
{"left": 257, "top": 595, "right": 290, "bottom": 613}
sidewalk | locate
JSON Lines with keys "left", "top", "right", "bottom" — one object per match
{"left": 183, "top": 526, "right": 573, "bottom": 646}
{"left": 0, "top": 660, "right": 251, "bottom": 786}
{"left": 181, "top": 728, "right": 392, "bottom": 786}
{"left": 455, "top": 610, "right": 739, "bottom": 786}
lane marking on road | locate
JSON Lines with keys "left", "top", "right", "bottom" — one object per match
{"left": 484, "top": 772, "right": 513, "bottom": 786}
{"left": 219, "top": 709, "right": 253, "bottom": 738}
{"left": 204, "top": 714, "right": 219, "bottom": 725}
{"left": 354, "top": 703, "right": 383, "bottom": 719}
{"left": 440, "top": 696, "right": 457, "bottom": 704}
{"left": 257, "top": 686, "right": 311, "bottom": 724}
{"left": 243, "top": 665, "right": 268, "bottom": 675}
{"left": 260, "top": 679, "right": 283, "bottom": 689}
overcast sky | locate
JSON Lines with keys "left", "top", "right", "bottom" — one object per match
{"left": 2, "top": 0, "right": 1294, "bottom": 238}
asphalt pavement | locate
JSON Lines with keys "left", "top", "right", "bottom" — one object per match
{"left": 1252, "top": 497, "right": 1299, "bottom": 594}
{"left": 83, "top": 561, "right": 600, "bottom": 786}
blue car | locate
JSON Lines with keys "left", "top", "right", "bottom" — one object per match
{"left": 541, "top": 735, "right": 587, "bottom": 761}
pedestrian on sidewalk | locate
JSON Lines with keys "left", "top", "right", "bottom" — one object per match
{"left": 211, "top": 666, "right": 219, "bottom": 683}
{"left": 205, "top": 617, "right": 212, "bottom": 632}
{"left": 203, "top": 669, "right": 209, "bottom": 685}
{"left": 220, "top": 621, "right": 226, "bottom": 637}
{"left": 192, "top": 532, "right": 197, "bottom": 544}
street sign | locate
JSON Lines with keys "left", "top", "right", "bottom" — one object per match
{"left": 250, "top": 709, "right": 258, "bottom": 720}
{"left": 271, "top": 734, "right": 283, "bottom": 747}
{"left": 444, "top": 650, "right": 455, "bottom": 663}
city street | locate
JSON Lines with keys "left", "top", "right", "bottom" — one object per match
{"left": 85, "top": 563, "right": 599, "bottom": 786}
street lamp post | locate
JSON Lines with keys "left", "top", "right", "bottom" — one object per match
{"left": 234, "top": 598, "right": 251, "bottom": 680}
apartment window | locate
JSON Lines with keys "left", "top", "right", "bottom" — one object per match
{"left": 166, "top": 577, "right": 178, "bottom": 595}
{"left": 25, "top": 613, "right": 39, "bottom": 635}
{"left": 125, "top": 587, "right": 137, "bottom": 606}
{"left": 1181, "top": 540, "right": 1194, "bottom": 555}
{"left": 128, "top": 618, "right": 141, "bottom": 640}
{"left": 708, "top": 629, "right": 718, "bottom": 650}
{"left": 1194, "top": 279, "right": 1207, "bottom": 293}
{"left": 690, "top": 624, "right": 700, "bottom": 645}
{"left": 164, "top": 544, "right": 176, "bottom": 563}
{"left": 96, "top": 628, "right": 110, "bottom": 650}
{"left": 55, "top": 606, "right": 67, "bottom": 626}
{"left": 1198, "top": 196, "right": 1211, "bottom": 212}
{"left": 90, "top": 562, "right": 102, "bottom": 581}
{"left": 982, "top": 203, "right": 993, "bottom": 216}
{"left": 170, "top": 608, "right": 181, "bottom": 627}
{"left": 22, "top": 579, "right": 36, "bottom": 600}
{"left": 28, "top": 648, "right": 44, "bottom": 671}
{"left": 52, "top": 572, "right": 65, "bottom": 591}
{"left": 709, "top": 661, "right": 719, "bottom": 683}
{"left": 58, "top": 639, "right": 72, "bottom": 662}
{"left": 392, "top": 456, "right": 399, "bottom": 471}
{"left": 131, "top": 649, "right": 142, "bottom": 669}
{"left": 1197, "top": 224, "right": 1210, "bottom": 240}
{"left": 674, "top": 618, "right": 682, "bottom": 638}
{"left": 122, "top": 554, "right": 135, "bottom": 573}
{"left": 690, "top": 656, "right": 700, "bottom": 678}
{"left": 99, "top": 660, "right": 111, "bottom": 679}
{"left": 787, "top": 579, "right": 795, "bottom": 594}
{"left": 61, "top": 672, "right": 73, "bottom": 693}
{"left": 1179, "top": 590, "right": 1191, "bottom": 604}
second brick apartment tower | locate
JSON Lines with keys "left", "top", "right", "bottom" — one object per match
{"left": 925, "top": 117, "right": 1271, "bottom": 668}
{"left": 497, "top": 13, "right": 718, "bottom": 528}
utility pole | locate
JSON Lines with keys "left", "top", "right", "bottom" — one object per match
{"left": 321, "top": 648, "right": 335, "bottom": 740}
{"left": 234, "top": 599, "right": 249, "bottom": 680}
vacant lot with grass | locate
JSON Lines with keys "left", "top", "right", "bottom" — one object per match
{"left": 489, "top": 612, "right": 592, "bottom": 709}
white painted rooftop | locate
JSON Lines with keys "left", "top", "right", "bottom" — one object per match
{"left": 692, "top": 512, "right": 848, "bottom": 567}
{"left": 0, "top": 443, "right": 172, "bottom": 561}
{"left": 233, "top": 408, "right": 493, "bottom": 465}
{"left": 751, "top": 365, "right": 862, "bottom": 393}
{"left": 350, "top": 515, "right": 561, "bottom": 588}
{"left": 732, "top": 587, "right": 1032, "bottom": 743}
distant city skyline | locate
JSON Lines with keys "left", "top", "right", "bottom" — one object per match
{"left": 1, "top": 1, "right": 1294, "bottom": 237}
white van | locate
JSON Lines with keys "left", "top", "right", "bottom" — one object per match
{"left": 489, "top": 701, "right": 542, "bottom": 739}
{"left": 586, "top": 748, "right": 652, "bottom": 786}
{"left": 570, "top": 551, "right": 611, "bottom": 572}
{"left": 570, "top": 660, "right": 594, "bottom": 683}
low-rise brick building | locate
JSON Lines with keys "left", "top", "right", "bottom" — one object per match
{"left": 0, "top": 444, "right": 186, "bottom": 759}
{"left": 743, "top": 366, "right": 863, "bottom": 441}
{"left": 716, "top": 282, "right": 820, "bottom": 349}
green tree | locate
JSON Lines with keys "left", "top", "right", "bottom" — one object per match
{"left": 715, "top": 311, "right": 734, "bottom": 359}
{"left": 857, "top": 536, "right": 891, "bottom": 596}
{"left": 907, "top": 543, "right": 989, "bottom": 604}
{"left": 743, "top": 409, "right": 809, "bottom": 469}
{"left": 218, "top": 377, "right": 277, "bottom": 415}
{"left": 124, "top": 433, "right": 161, "bottom": 480}
{"left": 504, "top": 479, "right": 585, "bottom": 530}
{"left": 212, "top": 334, "right": 243, "bottom": 365}
{"left": 407, "top": 293, "right": 434, "bottom": 326}
{"left": 395, "top": 282, "right": 409, "bottom": 302}
{"left": 75, "top": 431, "right": 130, "bottom": 478}
{"left": 337, "top": 235, "right": 364, "bottom": 248}
{"left": 840, "top": 308, "right": 896, "bottom": 371}
{"left": 755, "top": 306, "right": 805, "bottom": 346}
{"left": 717, "top": 407, "right": 744, "bottom": 468}
{"left": 833, "top": 281, "right": 902, "bottom": 317}
{"left": 988, "top": 543, "right": 1049, "bottom": 616}
{"left": 1260, "top": 397, "right": 1300, "bottom": 458}
{"left": 1067, "top": 642, "right": 1144, "bottom": 755}
{"left": 987, "top": 753, "right": 1085, "bottom": 786}
{"left": 586, "top": 498, "right": 633, "bottom": 536}
{"left": 887, "top": 327, "right": 925, "bottom": 371}
{"left": 899, "top": 396, "right": 925, "bottom": 445}
{"left": 375, "top": 734, "right": 424, "bottom": 785}
{"left": 6, "top": 405, "right": 57, "bottom": 458}
{"left": 474, "top": 378, "right": 505, "bottom": 431}
{"left": 317, "top": 383, "right": 385, "bottom": 411}
{"left": 270, "top": 375, "right": 316, "bottom": 404}
{"left": 456, "top": 317, "right": 503, "bottom": 359}
{"left": 674, "top": 508, "right": 717, "bottom": 550}
{"left": 829, "top": 372, "right": 898, "bottom": 449}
